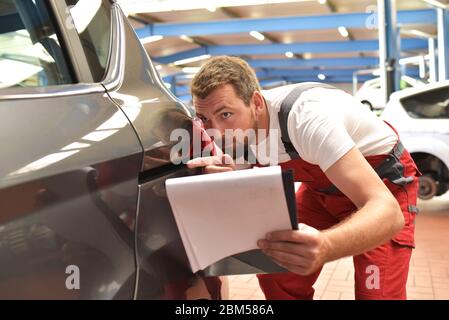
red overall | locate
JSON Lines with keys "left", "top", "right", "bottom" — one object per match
{"left": 257, "top": 133, "right": 420, "bottom": 300}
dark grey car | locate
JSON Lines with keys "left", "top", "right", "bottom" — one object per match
{"left": 0, "top": 0, "right": 285, "bottom": 299}
{"left": 0, "top": 0, "right": 219, "bottom": 299}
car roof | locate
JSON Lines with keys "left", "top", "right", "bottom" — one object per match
{"left": 389, "top": 79, "right": 449, "bottom": 102}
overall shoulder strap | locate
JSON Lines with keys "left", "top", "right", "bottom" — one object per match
{"left": 278, "top": 82, "right": 337, "bottom": 159}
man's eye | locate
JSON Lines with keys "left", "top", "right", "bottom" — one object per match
{"left": 198, "top": 116, "right": 208, "bottom": 122}
{"left": 221, "top": 112, "right": 232, "bottom": 119}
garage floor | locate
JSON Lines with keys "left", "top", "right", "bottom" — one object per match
{"left": 227, "top": 194, "right": 449, "bottom": 300}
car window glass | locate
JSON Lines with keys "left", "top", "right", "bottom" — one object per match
{"left": 400, "top": 79, "right": 413, "bottom": 90}
{"left": 402, "top": 86, "right": 449, "bottom": 119}
{"left": 0, "top": 0, "right": 74, "bottom": 89}
{"left": 65, "top": 0, "right": 111, "bottom": 82}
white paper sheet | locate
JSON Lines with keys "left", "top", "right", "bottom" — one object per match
{"left": 165, "top": 165, "right": 292, "bottom": 273}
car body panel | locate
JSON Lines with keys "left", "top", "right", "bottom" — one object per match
{"left": 0, "top": 0, "right": 279, "bottom": 299}
{"left": 382, "top": 80, "right": 449, "bottom": 198}
{"left": 103, "top": 7, "right": 233, "bottom": 299}
{"left": 356, "top": 76, "right": 426, "bottom": 110}
{"left": 104, "top": 7, "right": 194, "bottom": 171}
{"left": 0, "top": 87, "right": 142, "bottom": 299}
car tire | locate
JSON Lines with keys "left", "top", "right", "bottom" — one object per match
{"left": 418, "top": 174, "right": 438, "bottom": 200}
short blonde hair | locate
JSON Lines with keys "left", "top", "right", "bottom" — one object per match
{"left": 191, "top": 56, "right": 260, "bottom": 106}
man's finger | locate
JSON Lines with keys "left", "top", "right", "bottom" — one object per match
{"left": 221, "top": 154, "right": 235, "bottom": 167}
{"left": 266, "top": 229, "right": 315, "bottom": 244}
{"left": 186, "top": 156, "right": 223, "bottom": 168}
{"left": 259, "top": 240, "right": 312, "bottom": 258}
{"left": 204, "top": 165, "right": 234, "bottom": 174}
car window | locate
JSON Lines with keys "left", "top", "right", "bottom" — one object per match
{"left": 0, "top": 0, "right": 74, "bottom": 89}
{"left": 65, "top": 0, "right": 111, "bottom": 82}
{"left": 400, "top": 79, "right": 413, "bottom": 90}
{"left": 401, "top": 86, "right": 449, "bottom": 119}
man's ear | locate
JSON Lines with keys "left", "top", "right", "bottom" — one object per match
{"left": 252, "top": 91, "right": 265, "bottom": 115}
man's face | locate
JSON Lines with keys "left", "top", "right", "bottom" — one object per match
{"left": 193, "top": 84, "right": 258, "bottom": 157}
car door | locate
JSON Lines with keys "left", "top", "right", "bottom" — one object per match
{"left": 99, "top": 3, "right": 214, "bottom": 299}
{"left": 0, "top": 0, "right": 141, "bottom": 299}
{"left": 102, "top": 3, "right": 288, "bottom": 299}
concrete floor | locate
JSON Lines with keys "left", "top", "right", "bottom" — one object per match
{"left": 227, "top": 193, "right": 449, "bottom": 300}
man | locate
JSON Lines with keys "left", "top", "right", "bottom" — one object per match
{"left": 186, "top": 56, "right": 419, "bottom": 300}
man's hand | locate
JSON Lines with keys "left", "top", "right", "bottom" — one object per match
{"left": 186, "top": 154, "right": 235, "bottom": 174}
{"left": 257, "top": 223, "right": 331, "bottom": 276}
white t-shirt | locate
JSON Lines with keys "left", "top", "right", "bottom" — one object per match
{"left": 252, "top": 84, "right": 398, "bottom": 171}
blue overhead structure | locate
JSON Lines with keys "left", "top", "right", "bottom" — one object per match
{"left": 428, "top": 37, "right": 438, "bottom": 82}
{"left": 137, "top": 7, "right": 437, "bottom": 97}
{"left": 136, "top": 9, "right": 435, "bottom": 38}
{"left": 167, "top": 67, "right": 421, "bottom": 98}
{"left": 437, "top": 7, "right": 449, "bottom": 81}
{"left": 153, "top": 39, "right": 427, "bottom": 65}
{"left": 377, "top": 0, "right": 400, "bottom": 102}
{"left": 248, "top": 57, "right": 379, "bottom": 68}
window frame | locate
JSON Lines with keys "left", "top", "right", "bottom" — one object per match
{"left": 0, "top": 0, "right": 120, "bottom": 100}
{"left": 400, "top": 84, "right": 449, "bottom": 120}
{"left": 0, "top": 0, "right": 78, "bottom": 90}
{"left": 50, "top": 0, "right": 114, "bottom": 84}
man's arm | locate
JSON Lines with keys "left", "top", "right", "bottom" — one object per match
{"left": 258, "top": 147, "right": 404, "bottom": 275}
{"left": 322, "top": 146, "right": 404, "bottom": 260}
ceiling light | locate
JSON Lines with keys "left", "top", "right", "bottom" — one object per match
{"left": 173, "top": 54, "right": 211, "bottom": 66}
{"left": 140, "top": 35, "right": 163, "bottom": 44}
{"left": 119, "top": 1, "right": 314, "bottom": 14}
{"left": 182, "top": 67, "right": 201, "bottom": 73}
{"left": 249, "top": 31, "right": 265, "bottom": 41}
{"left": 401, "top": 28, "right": 436, "bottom": 39}
{"left": 303, "top": 53, "right": 312, "bottom": 60}
{"left": 338, "top": 26, "right": 349, "bottom": 38}
{"left": 285, "top": 51, "right": 294, "bottom": 58}
{"left": 318, "top": 0, "right": 327, "bottom": 4}
{"left": 180, "top": 35, "right": 195, "bottom": 43}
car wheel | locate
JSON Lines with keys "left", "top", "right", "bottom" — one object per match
{"left": 418, "top": 174, "right": 438, "bottom": 200}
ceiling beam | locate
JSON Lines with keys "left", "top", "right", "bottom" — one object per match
{"left": 135, "top": 9, "right": 436, "bottom": 37}
{"left": 247, "top": 57, "right": 380, "bottom": 68}
{"left": 152, "top": 38, "right": 428, "bottom": 64}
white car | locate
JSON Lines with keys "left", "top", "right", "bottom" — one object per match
{"left": 381, "top": 80, "right": 449, "bottom": 200}
{"left": 356, "top": 76, "right": 426, "bottom": 111}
